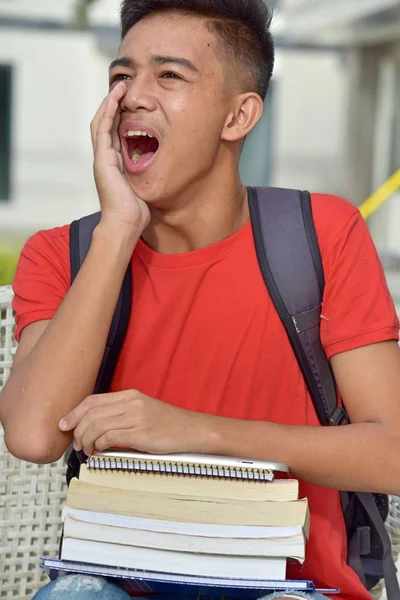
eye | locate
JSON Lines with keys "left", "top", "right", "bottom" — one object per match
{"left": 160, "top": 72, "right": 182, "bottom": 80}
{"left": 110, "top": 73, "right": 131, "bottom": 86}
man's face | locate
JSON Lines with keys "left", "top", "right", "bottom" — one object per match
{"left": 110, "top": 12, "right": 235, "bottom": 205}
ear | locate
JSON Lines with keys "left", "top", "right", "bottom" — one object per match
{"left": 221, "top": 93, "right": 264, "bottom": 142}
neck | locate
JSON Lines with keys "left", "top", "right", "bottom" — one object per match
{"left": 142, "top": 169, "right": 249, "bottom": 255}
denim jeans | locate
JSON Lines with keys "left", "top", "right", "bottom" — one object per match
{"left": 31, "top": 574, "right": 329, "bottom": 600}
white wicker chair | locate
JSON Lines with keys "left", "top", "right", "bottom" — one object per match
{"left": 0, "top": 286, "right": 67, "bottom": 600}
{"left": 0, "top": 285, "right": 399, "bottom": 599}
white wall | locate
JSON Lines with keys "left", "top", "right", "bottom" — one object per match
{"left": 0, "top": 0, "right": 72, "bottom": 22}
{"left": 272, "top": 50, "right": 348, "bottom": 198}
{"left": 0, "top": 0, "right": 119, "bottom": 26}
{"left": 0, "top": 28, "right": 111, "bottom": 234}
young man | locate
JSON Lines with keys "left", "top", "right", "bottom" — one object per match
{"left": 1, "top": 1, "right": 400, "bottom": 599}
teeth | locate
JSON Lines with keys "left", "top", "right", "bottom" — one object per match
{"left": 125, "top": 130, "right": 153, "bottom": 138}
{"left": 131, "top": 149, "right": 143, "bottom": 164}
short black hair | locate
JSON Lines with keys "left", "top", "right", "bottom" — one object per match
{"left": 120, "top": 0, "right": 275, "bottom": 100}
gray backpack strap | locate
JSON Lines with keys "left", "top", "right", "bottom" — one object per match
{"left": 248, "top": 187, "right": 398, "bottom": 598}
{"left": 248, "top": 186, "right": 347, "bottom": 426}
{"left": 66, "top": 212, "right": 132, "bottom": 484}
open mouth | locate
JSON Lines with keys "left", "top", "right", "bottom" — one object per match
{"left": 124, "top": 130, "right": 160, "bottom": 167}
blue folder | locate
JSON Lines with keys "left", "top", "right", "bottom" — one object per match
{"left": 41, "top": 558, "right": 339, "bottom": 597}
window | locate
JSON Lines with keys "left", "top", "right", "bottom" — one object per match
{"left": 391, "top": 62, "right": 400, "bottom": 174}
{"left": 0, "top": 65, "right": 12, "bottom": 201}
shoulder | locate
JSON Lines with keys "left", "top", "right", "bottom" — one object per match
{"left": 310, "top": 193, "right": 358, "bottom": 219}
{"left": 23, "top": 223, "right": 71, "bottom": 255}
{"left": 309, "top": 194, "right": 399, "bottom": 356}
{"left": 310, "top": 193, "right": 359, "bottom": 239}
{"left": 19, "top": 223, "right": 71, "bottom": 278}
{"left": 12, "top": 224, "right": 72, "bottom": 341}
{"left": 15, "top": 222, "right": 71, "bottom": 290}
{"left": 310, "top": 193, "right": 363, "bottom": 262}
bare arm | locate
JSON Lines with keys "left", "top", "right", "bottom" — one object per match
{"left": 0, "top": 231, "right": 138, "bottom": 463}
{"left": 59, "top": 339, "right": 400, "bottom": 495}
{"left": 212, "top": 341, "right": 400, "bottom": 494}
{"left": 0, "top": 81, "right": 149, "bottom": 464}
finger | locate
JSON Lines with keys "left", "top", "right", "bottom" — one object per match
{"left": 91, "top": 82, "right": 126, "bottom": 152}
{"left": 109, "top": 82, "right": 126, "bottom": 151}
{"left": 59, "top": 400, "right": 94, "bottom": 433}
{"left": 59, "top": 392, "right": 125, "bottom": 432}
{"left": 95, "top": 96, "right": 123, "bottom": 154}
{"left": 109, "top": 80, "right": 127, "bottom": 103}
{"left": 90, "top": 96, "right": 109, "bottom": 152}
{"left": 74, "top": 405, "right": 126, "bottom": 451}
{"left": 112, "top": 104, "right": 122, "bottom": 152}
{"left": 72, "top": 399, "right": 129, "bottom": 450}
{"left": 94, "top": 428, "right": 137, "bottom": 454}
{"left": 79, "top": 414, "right": 130, "bottom": 456}
{"left": 94, "top": 96, "right": 116, "bottom": 154}
{"left": 94, "top": 83, "right": 127, "bottom": 152}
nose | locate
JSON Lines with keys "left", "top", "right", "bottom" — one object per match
{"left": 120, "top": 75, "right": 157, "bottom": 113}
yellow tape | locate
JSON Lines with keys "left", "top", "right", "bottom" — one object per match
{"left": 359, "top": 169, "right": 400, "bottom": 220}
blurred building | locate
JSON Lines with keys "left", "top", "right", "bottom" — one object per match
{"left": 0, "top": 0, "right": 399, "bottom": 265}
{"left": 0, "top": 0, "right": 119, "bottom": 236}
{"left": 278, "top": 0, "right": 400, "bottom": 256}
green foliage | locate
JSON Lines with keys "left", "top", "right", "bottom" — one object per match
{"left": 73, "top": 0, "right": 97, "bottom": 30}
{"left": 0, "top": 247, "right": 20, "bottom": 286}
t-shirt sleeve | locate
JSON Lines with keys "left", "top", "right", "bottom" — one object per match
{"left": 12, "top": 226, "right": 71, "bottom": 342}
{"left": 319, "top": 203, "right": 399, "bottom": 359}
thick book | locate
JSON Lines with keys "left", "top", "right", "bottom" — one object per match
{"left": 78, "top": 463, "right": 299, "bottom": 502}
{"left": 66, "top": 479, "right": 310, "bottom": 530}
{"left": 41, "top": 558, "right": 340, "bottom": 597}
{"left": 63, "top": 513, "right": 306, "bottom": 561}
{"left": 60, "top": 538, "right": 287, "bottom": 579}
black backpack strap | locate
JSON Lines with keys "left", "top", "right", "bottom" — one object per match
{"left": 248, "top": 186, "right": 347, "bottom": 426}
{"left": 65, "top": 213, "right": 132, "bottom": 484}
{"left": 69, "top": 212, "right": 132, "bottom": 395}
{"left": 355, "top": 493, "right": 400, "bottom": 598}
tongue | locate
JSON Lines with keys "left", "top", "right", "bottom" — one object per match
{"left": 131, "top": 137, "right": 159, "bottom": 164}
{"left": 132, "top": 149, "right": 155, "bottom": 164}
{"left": 140, "top": 151, "right": 154, "bottom": 162}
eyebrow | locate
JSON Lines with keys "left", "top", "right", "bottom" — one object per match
{"left": 109, "top": 55, "right": 200, "bottom": 74}
{"left": 109, "top": 57, "right": 134, "bottom": 72}
{"left": 151, "top": 55, "right": 199, "bottom": 73}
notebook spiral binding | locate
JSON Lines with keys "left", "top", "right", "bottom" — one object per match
{"left": 86, "top": 457, "right": 273, "bottom": 480}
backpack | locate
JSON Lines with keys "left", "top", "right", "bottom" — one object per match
{"left": 66, "top": 187, "right": 399, "bottom": 598}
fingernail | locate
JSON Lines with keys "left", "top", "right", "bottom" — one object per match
{"left": 59, "top": 419, "right": 67, "bottom": 431}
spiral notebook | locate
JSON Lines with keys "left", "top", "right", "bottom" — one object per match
{"left": 86, "top": 449, "right": 289, "bottom": 481}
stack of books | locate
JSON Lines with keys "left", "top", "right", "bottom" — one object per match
{"left": 42, "top": 450, "right": 317, "bottom": 596}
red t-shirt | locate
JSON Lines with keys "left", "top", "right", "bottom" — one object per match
{"left": 13, "top": 194, "right": 399, "bottom": 599}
